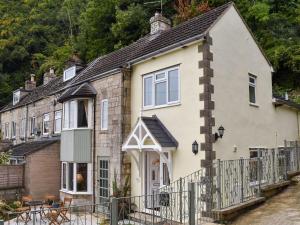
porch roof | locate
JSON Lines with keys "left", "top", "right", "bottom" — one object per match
{"left": 122, "top": 115, "right": 178, "bottom": 152}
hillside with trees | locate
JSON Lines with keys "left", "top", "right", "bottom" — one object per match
{"left": 0, "top": 0, "right": 299, "bottom": 107}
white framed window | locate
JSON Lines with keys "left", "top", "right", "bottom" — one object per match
{"left": 249, "top": 74, "right": 257, "bottom": 104}
{"left": 54, "top": 111, "right": 62, "bottom": 133}
{"left": 43, "top": 113, "right": 50, "bottom": 135}
{"left": 11, "top": 122, "right": 16, "bottom": 139}
{"left": 61, "top": 162, "right": 92, "bottom": 194}
{"left": 30, "top": 117, "right": 36, "bottom": 136}
{"left": 13, "top": 90, "right": 20, "bottom": 105}
{"left": 4, "top": 123, "right": 9, "bottom": 139}
{"left": 98, "top": 158, "right": 109, "bottom": 200}
{"left": 101, "top": 99, "right": 108, "bottom": 130}
{"left": 63, "top": 66, "right": 76, "bottom": 82}
{"left": 63, "top": 99, "right": 91, "bottom": 129}
{"left": 143, "top": 67, "right": 180, "bottom": 108}
{"left": 20, "top": 119, "right": 26, "bottom": 138}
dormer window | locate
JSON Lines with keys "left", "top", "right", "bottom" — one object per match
{"left": 13, "top": 91, "right": 20, "bottom": 105}
{"left": 63, "top": 66, "right": 76, "bottom": 82}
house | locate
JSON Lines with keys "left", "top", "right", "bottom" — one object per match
{"left": 0, "top": 1, "right": 299, "bottom": 206}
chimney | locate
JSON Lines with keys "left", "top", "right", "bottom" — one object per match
{"left": 43, "top": 68, "right": 57, "bottom": 85}
{"left": 25, "top": 74, "right": 36, "bottom": 91}
{"left": 150, "top": 12, "right": 171, "bottom": 35}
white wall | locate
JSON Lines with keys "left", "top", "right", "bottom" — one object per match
{"left": 210, "top": 5, "right": 300, "bottom": 160}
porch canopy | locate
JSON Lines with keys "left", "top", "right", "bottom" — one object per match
{"left": 122, "top": 115, "right": 178, "bottom": 177}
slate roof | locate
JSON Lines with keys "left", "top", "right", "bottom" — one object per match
{"left": 9, "top": 138, "right": 60, "bottom": 157}
{"left": 65, "top": 2, "right": 232, "bottom": 87}
{"left": 142, "top": 116, "right": 178, "bottom": 148}
{"left": 0, "top": 77, "right": 67, "bottom": 112}
{"left": 58, "top": 82, "right": 97, "bottom": 103}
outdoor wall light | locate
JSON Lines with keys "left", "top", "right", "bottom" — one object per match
{"left": 215, "top": 125, "right": 225, "bottom": 141}
{"left": 192, "top": 141, "right": 199, "bottom": 155}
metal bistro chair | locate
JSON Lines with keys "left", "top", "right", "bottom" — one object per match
{"left": 46, "top": 197, "right": 72, "bottom": 225}
{"left": 59, "top": 197, "right": 73, "bottom": 223}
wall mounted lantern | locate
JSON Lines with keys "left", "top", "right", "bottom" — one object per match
{"left": 215, "top": 125, "right": 225, "bottom": 141}
{"left": 192, "top": 141, "right": 199, "bottom": 155}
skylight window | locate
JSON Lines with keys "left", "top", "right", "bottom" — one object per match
{"left": 13, "top": 91, "right": 20, "bottom": 105}
{"left": 63, "top": 66, "right": 76, "bottom": 82}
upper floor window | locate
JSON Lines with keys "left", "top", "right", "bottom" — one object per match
{"left": 63, "top": 99, "right": 91, "bottom": 129}
{"left": 13, "top": 91, "right": 20, "bottom": 105}
{"left": 101, "top": 99, "right": 108, "bottom": 130}
{"left": 54, "top": 111, "right": 62, "bottom": 133}
{"left": 249, "top": 74, "right": 257, "bottom": 104}
{"left": 63, "top": 66, "right": 76, "bottom": 82}
{"left": 143, "top": 67, "right": 180, "bottom": 108}
{"left": 43, "top": 113, "right": 50, "bottom": 135}
{"left": 30, "top": 117, "right": 36, "bottom": 136}
{"left": 4, "top": 123, "right": 9, "bottom": 139}
{"left": 20, "top": 119, "right": 26, "bottom": 138}
{"left": 11, "top": 122, "right": 16, "bottom": 139}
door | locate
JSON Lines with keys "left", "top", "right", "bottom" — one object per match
{"left": 146, "top": 152, "right": 160, "bottom": 208}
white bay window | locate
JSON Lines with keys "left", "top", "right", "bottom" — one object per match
{"left": 143, "top": 67, "right": 180, "bottom": 108}
{"left": 63, "top": 99, "right": 92, "bottom": 130}
{"left": 61, "top": 162, "right": 92, "bottom": 194}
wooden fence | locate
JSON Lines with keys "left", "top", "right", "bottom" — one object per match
{"left": 0, "top": 165, "right": 24, "bottom": 190}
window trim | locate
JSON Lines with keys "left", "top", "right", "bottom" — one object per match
{"left": 63, "top": 66, "right": 76, "bottom": 82}
{"left": 30, "top": 117, "right": 36, "bottom": 136}
{"left": 11, "top": 122, "right": 16, "bottom": 139}
{"left": 60, "top": 162, "right": 92, "bottom": 194}
{"left": 20, "top": 118, "right": 26, "bottom": 138}
{"left": 249, "top": 74, "right": 257, "bottom": 105}
{"left": 100, "top": 99, "right": 108, "bottom": 131}
{"left": 42, "top": 113, "right": 50, "bottom": 135}
{"left": 4, "top": 123, "right": 9, "bottom": 139}
{"left": 54, "top": 110, "right": 62, "bottom": 134}
{"left": 143, "top": 66, "right": 180, "bottom": 109}
{"left": 98, "top": 158, "right": 110, "bottom": 199}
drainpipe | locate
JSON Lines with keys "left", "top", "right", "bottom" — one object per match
{"left": 92, "top": 97, "right": 96, "bottom": 206}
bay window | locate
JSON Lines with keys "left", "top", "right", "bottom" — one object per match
{"left": 143, "top": 67, "right": 180, "bottom": 108}
{"left": 43, "top": 113, "right": 50, "bottom": 135}
{"left": 61, "top": 162, "right": 91, "bottom": 193}
{"left": 63, "top": 99, "right": 92, "bottom": 129}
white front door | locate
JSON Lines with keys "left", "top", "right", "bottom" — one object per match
{"left": 146, "top": 152, "right": 160, "bottom": 208}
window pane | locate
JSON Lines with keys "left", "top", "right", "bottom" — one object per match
{"left": 155, "top": 73, "right": 165, "bottom": 80}
{"left": 249, "top": 86, "right": 256, "bottom": 103}
{"left": 68, "top": 163, "right": 74, "bottom": 191}
{"left": 155, "top": 81, "right": 167, "bottom": 105}
{"left": 144, "top": 77, "right": 153, "bottom": 106}
{"left": 99, "top": 159, "right": 109, "bottom": 200}
{"left": 168, "top": 69, "right": 179, "bottom": 102}
{"left": 55, "top": 111, "right": 62, "bottom": 133}
{"left": 69, "top": 101, "right": 76, "bottom": 128}
{"left": 77, "top": 163, "right": 88, "bottom": 192}
{"left": 43, "top": 114, "right": 49, "bottom": 134}
{"left": 62, "top": 163, "right": 66, "bottom": 189}
{"left": 63, "top": 103, "right": 69, "bottom": 129}
{"left": 101, "top": 100, "right": 108, "bottom": 130}
{"left": 78, "top": 100, "right": 88, "bottom": 128}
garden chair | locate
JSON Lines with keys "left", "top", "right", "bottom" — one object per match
{"left": 59, "top": 197, "right": 72, "bottom": 223}
{"left": 15, "top": 196, "right": 33, "bottom": 224}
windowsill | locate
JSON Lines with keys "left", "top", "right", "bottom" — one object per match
{"left": 249, "top": 103, "right": 259, "bottom": 108}
{"left": 62, "top": 127, "right": 92, "bottom": 132}
{"left": 60, "top": 189, "right": 92, "bottom": 195}
{"left": 143, "top": 102, "right": 181, "bottom": 111}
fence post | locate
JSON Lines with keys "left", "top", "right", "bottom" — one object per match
{"left": 216, "top": 159, "right": 222, "bottom": 210}
{"left": 188, "top": 182, "right": 196, "bottom": 225}
{"left": 239, "top": 158, "right": 244, "bottom": 203}
{"left": 272, "top": 149, "right": 276, "bottom": 184}
{"left": 257, "top": 156, "right": 261, "bottom": 196}
{"left": 111, "top": 198, "right": 118, "bottom": 225}
{"left": 179, "top": 177, "right": 183, "bottom": 223}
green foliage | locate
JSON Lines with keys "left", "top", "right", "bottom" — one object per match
{"left": 0, "top": 151, "right": 11, "bottom": 165}
{"left": 0, "top": 0, "right": 299, "bottom": 107}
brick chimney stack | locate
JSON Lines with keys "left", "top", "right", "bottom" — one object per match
{"left": 150, "top": 12, "right": 171, "bottom": 35}
{"left": 43, "top": 68, "right": 56, "bottom": 85}
{"left": 25, "top": 74, "right": 36, "bottom": 91}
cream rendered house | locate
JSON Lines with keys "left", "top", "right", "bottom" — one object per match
{"left": 122, "top": 2, "right": 300, "bottom": 199}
